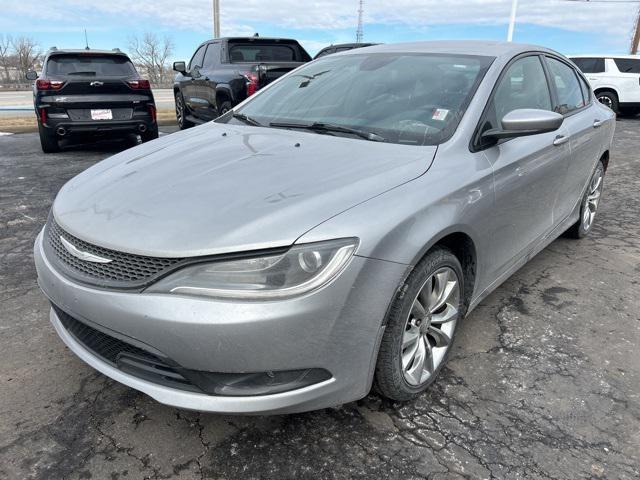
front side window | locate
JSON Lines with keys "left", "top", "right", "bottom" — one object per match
{"left": 203, "top": 43, "right": 221, "bottom": 69}
{"left": 546, "top": 57, "right": 585, "bottom": 114}
{"left": 571, "top": 57, "right": 605, "bottom": 74}
{"left": 188, "top": 45, "right": 206, "bottom": 70}
{"left": 613, "top": 58, "right": 640, "bottom": 73}
{"left": 478, "top": 55, "right": 552, "bottom": 139}
{"left": 232, "top": 53, "right": 494, "bottom": 146}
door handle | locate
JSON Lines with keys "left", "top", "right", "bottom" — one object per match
{"left": 553, "top": 135, "right": 569, "bottom": 146}
{"left": 593, "top": 119, "right": 604, "bottom": 128}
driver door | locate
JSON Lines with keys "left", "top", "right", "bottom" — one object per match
{"left": 480, "top": 54, "right": 571, "bottom": 280}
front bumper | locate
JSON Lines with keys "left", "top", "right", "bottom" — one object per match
{"left": 34, "top": 231, "right": 407, "bottom": 414}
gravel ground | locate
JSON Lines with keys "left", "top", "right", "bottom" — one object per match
{"left": 1, "top": 123, "right": 639, "bottom": 480}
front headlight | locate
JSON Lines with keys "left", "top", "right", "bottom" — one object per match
{"left": 146, "top": 238, "right": 358, "bottom": 300}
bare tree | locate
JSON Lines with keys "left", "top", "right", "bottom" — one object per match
{"left": 0, "top": 35, "right": 13, "bottom": 83}
{"left": 12, "top": 36, "right": 41, "bottom": 79}
{"left": 128, "top": 33, "right": 174, "bottom": 86}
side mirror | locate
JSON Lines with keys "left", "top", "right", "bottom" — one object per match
{"left": 173, "top": 61, "right": 186, "bottom": 74}
{"left": 482, "top": 109, "right": 564, "bottom": 141}
{"left": 26, "top": 71, "right": 38, "bottom": 81}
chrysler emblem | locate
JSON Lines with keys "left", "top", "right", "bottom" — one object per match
{"left": 59, "top": 236, "right": 113, "bottom": 263}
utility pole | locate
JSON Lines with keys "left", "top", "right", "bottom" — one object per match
{"left": 213, "top": 0, "right": 220, "bottom": 38}
{"left": 631, "top": 6, "right": 640, "bottom": 54}
{"left": 356, "top": 0, "right": 364, "bottom": 43}
{"left": 507, "top": 0, "right": 518, "bottom": 42}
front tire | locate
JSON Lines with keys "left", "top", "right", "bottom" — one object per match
{"left": 175, "top": 92, "right": 194, "bottom": 130}
{"left": 375, "top": 247, "right": 464, "bottom": 401}
{"left": 38, "top": 122, "right": 60, "bottom": 153}
{"left": 596, "top": 90, "right": 619, "bottom": 114}
{"left": 567, "top": 161, "right": 605, "bottom": 239}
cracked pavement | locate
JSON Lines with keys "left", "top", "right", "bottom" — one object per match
{"left": 1, "top": 123, "right": 639, "bottom": 479}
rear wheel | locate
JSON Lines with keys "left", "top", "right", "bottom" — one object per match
{"left": 175, "top": 92, "right": 194, "bottom": 130}
{"left": 141, "top": 125, "right": 159, "bottom": 143}
{"left": 596, "top": 90, "right": 619, "bottom": 114}
{"left": 567, "top": 161, "right": 605, "bottom": 239}
{"left": 375, "top": 247, "right": 463, "bottom": 401}
{"left": 218, "top": 100, "right": 232, "bottom": 117}
{"left": 38, "top": 122, "right": 60, "bottom": 153}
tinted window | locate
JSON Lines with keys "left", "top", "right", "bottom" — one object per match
{"left": 480, "top": 56, "right": 552, "bottom": 137}
{"left": 203, "top": 43, "right": 221, "bottom": 69}
{"left": 229, "top": 44, "right": 297, "bottom": 62}
{"left": 613, "top": 58, "right": 640, "bottom": 73}
{"left": 233, "top": 53, "right": 494, "bottom": 146}
{"left": 578, "top": 75, "right": 592, "bottom": 104}
{"left": 571, "top": 57, "right": 605, "bottom": 74}
{"left": 189, "top": 45, "right": 206, "bottom": 70}
{"left": 46, "top": 55, "right": 136, "bottom": 77}
{"left": 546, "top": 57, "right": 585, "bottom": 114}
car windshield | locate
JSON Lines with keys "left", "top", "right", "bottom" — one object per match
{"left": 231, "top": 52, "right": 494, "bottom": 146}
{"left": 47, "top": 55, "right": 137, "bottom": 77}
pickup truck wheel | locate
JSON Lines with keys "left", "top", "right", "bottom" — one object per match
{"left": 38, "top": 122, "right": 60, "bottom": 153}
{"left": 218, "top": 100, "right": 232, "bottom": 117}
{"left": 374, "top": 247, "right": 463, "bottom": 401}
{"left": 596, "top": 91, "right": 619, "bottom": 114}
{"left": 567, "top": 161, "right": 605, "bottom": 239}
{"left": 175, "top": 93, "right": 194, "bottom": 130}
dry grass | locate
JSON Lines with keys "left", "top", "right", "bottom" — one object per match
{"left": 0, "top": 109, "right": 177, "bottom": 133}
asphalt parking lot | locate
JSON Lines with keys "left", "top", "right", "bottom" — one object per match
{"left": 1, "top": 122, "right": 639, "bottom": 480}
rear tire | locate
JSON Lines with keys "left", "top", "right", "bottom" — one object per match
{"left": 141, "top": 126, "right": 159, "bottom": 143}
{"left": 567, "top": 161, "right": 605, "bottom": 239}
{"left": 38, "top": 122, "right": 60, "bottom": 153}
{"left": 374, "top": 247, "right": 464, "bottom": 401}
{"left": 596, "top": 90, "right": 619, "bottom": 115}
{"left": 175, "top": 92, "right": 194, "bottom": 130}
{"left": 218, "top": 100, "right": 232, "bottom": 117}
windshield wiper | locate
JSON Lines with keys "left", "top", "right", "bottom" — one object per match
{"left": 232, "top": 112, "right": 263, "bottom": 126}
{"left": 269, "top": 121, "right": 386, "bottom": 142}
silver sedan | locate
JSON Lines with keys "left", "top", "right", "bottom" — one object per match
{"left": 34, "top": 41, "right": 614, "bottom": 414}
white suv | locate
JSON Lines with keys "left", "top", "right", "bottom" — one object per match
{"left": 570, "top": 55, "right": 640, "bottom": 115}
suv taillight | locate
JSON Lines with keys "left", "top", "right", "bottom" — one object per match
{"left": 127, "top": 79, "right": 151, "bottom": 89}
{"left": 244, "top": 72, "right": 259, "bottom": 97}
{"left": 36, "top": 79, "right": 64, "bottom": 90}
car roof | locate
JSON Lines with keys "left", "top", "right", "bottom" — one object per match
{"left": 341, "top": 40, "right": 561, "bottom": 59}
{"left": 321, "top": 43, "right": 377, "bottom": 50}
{"left": 569, "top": 54, "right": 640, "bottom": 59}
{"left": 47, "top": 48, "right": 128, "bottom": 57}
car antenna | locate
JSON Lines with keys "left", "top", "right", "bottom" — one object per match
{"left": 84, "top": 29, "right": 90, "bottom": 50}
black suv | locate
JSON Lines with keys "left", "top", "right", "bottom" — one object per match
{"left": 27, "top": 48, "right": 158, "bottom": 153}
{"left": 314, "top": 43, "right": 378, "bottom": 59}
{"left": 172, "top": 37, "right": 311, "bottom": 129}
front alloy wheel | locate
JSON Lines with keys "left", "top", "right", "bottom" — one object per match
{"left": 375, "top": 247, "right": 464, "bottom": 401}
{"left": 401, "top": 267, "right": 460, "bottom": 386}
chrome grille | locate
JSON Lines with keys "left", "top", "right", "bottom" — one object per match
{"left": 46, "top": 217, "right": 184, "bottom": 285}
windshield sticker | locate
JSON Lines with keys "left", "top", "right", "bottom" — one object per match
{"left": 432, "top": 109, "right": 449, "bottom": 121}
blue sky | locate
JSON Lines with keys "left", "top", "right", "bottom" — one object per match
{"left": 2, "top": 0, "right": 637, "bottom": 61}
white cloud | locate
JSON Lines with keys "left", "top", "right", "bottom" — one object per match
{"left": 4, "top": 0, "right": 638, "bottom": 39}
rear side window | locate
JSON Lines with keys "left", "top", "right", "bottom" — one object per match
{"left": 229, "top": 44, "right": 298, "bottom": 62}
{"left": 571, "top": 57, "right": 605, "bottom": 74}
{"left": 578, "top": 75, "right": 592, "bottom": 104}
{"left": 484, "top": 56, "right": 552, "bottom": 132}
{"left": 546, "top": 57, "right": 585, "bottom": 114}
{"left": 46, "top": 55, "right": 136, "bottom": 77}
{"left": 613, "top": 58, "right": 640, "bottom": 73}
{"left": 203, "top": 43, "right": 221, "bottom": 69}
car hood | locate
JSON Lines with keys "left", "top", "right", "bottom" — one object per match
{"left": 53, "top": 122, "right": 436, "bottom": 257}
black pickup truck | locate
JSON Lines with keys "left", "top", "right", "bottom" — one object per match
{"left": 172, "top": 37, "right": 311, "bottom": 129}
